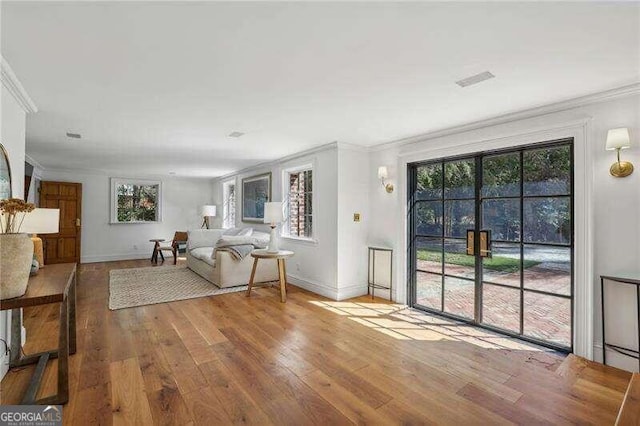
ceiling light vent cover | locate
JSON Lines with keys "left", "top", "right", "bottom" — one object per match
{"left": 456, "top": 71, "right": 495, "bottom": 88}
{"left": 228, "top": 131, "right": 245, "bottom": 138}
{"left": 66, "top": 132, "right": 82, "bottom": 139}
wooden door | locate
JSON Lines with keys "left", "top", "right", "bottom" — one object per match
{"left": 39, "top": 181, "right": 82, "bottom": 264}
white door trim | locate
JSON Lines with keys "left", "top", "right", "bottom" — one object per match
{"left": 394, "top": 117, "right": 594, "bottom": 359}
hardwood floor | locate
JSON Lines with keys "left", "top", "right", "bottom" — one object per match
{"left": 1, "top": 259, "right": 633, "bottom": 425}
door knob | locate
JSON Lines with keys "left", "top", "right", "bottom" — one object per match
{"left": 479, "top": 230, "right": 492, "bottom": 258}
{"left": 466, "top": 230, "right": 475, "bottom": 256}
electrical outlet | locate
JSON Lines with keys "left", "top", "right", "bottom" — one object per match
{"left": 296, "top": 263, "right": 300, "bottom": 271}
{"left": 353, "top": 213, "right": 361, "bottom": 222}
{"left": 133, "top": 244, "right": 138, "bottom": 250}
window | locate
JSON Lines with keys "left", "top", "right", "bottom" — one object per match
{"left": 110, "top": 178, "right": 161, "bottom": 223}
{"left": 284, "top": 165, "right": 313, "bottom": 238}
{"left": 223, "top": 180, "right": 236, "bottom": 229}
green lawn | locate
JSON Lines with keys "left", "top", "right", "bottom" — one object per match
{"left": 417, "top": 249, "right": 539, "bottom": 273}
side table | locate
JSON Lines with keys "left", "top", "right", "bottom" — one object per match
{"left": 368, "top": 246, "right": 393, "bottom": 300}
{"left": 601, "top": 274, "right": 640, "bottom": 371}
{"left": 149, "top": 238, "right": 165, "bottom": 264}
{"left": 0, "top": 263, "right": 77, "bottom": 405}
{"left": 246, "top": 249, "right": 294, "bottom": 303}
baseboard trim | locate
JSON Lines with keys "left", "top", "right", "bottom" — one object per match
{"left": 593, "top": 343, "right": 603, "bottom": 363}
{"left": 286, "top": 275, "right": 369, "bottom": 301}
{"left": 81, "top": 253, "right": 150, "bottom": 263}
{"left": 286, "top": 274, "right": 339, "bottom": 300}
{"left": 79, "top": 256, "right": 369, "bottom": 302}
{"left": 337, "top": 284, "right": 369, "bottom": 301}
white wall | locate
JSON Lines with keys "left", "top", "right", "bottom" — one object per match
{"left": 587, "top": 95, "right": 640, "bottom": 369}
{"left": 39, "top": 169, "right": 214, "bottom": 263}
{"left": 212, "top": 143, "right": 378, "bottom": 300}
{"left": 367, "top": 93, "right": 640, "bottom": 368}
{"left": 0, "top": 82, "right": 28, "bottom": 379}
{"left": 25, "top": 156, "right": 44, "bottom": 204}
{"left": 1, "top": 85, "right": 26, "bottom": 197}
{"left": 336, "top": 146, "right": 370, "bottom": 298}
{"left": 212, "top": 144, "right": 345, "bottom": 299}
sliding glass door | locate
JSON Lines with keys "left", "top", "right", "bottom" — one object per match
{"left": 408, "top": 139, "right": 573, "bottom": 351}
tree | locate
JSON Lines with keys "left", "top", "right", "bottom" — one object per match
{"left": 414, "top": 145, "right": 571, "bottom": 244}
{"left": 117, "top": 183, "right": 158, "bottom": 222}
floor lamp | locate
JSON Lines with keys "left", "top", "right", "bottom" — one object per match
{"left": 201, "top": 205, "right": 217, "bottom": 229}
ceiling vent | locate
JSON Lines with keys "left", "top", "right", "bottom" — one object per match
{"left": 66, "top": 132, "right": 82, "bottom": 139}
{"left": 228, "top": 131, "right": 244, "bottom": 138}
{"left": 456, "top": 71, "right": 495, "bottom": 88}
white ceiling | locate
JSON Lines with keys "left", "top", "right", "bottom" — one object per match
{"left": 2, "top": 1, "right": 639, "bottom": 177}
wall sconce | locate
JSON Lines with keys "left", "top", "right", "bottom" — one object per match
{"left": 377, "top": 166, "right": 394, "bottom": 193}
{"left": 606, "top": 128, "right": 633, "bottom": 178}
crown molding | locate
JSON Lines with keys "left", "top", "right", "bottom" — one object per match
{"left": 1, "top": 56, "right": 37, "bottom": 114}
{"left": 336, "top": 141, "right": 370, "bottom": 152}
{"left": 214, "top": 141, "right": 339, "bottom": 182}
{"left": 27, "top": 153, "right": 214, "bottom": 180}
{"left": 214, "top": 82, "right": 640, "bottom": 179}
{"left": 370, "top": 82, "right": 640, "bottom": 152}
{"left": 33, "top": 81, "right": 637, "bottom": 183}
{"left": 24, "top": 154, "right": 44, "bottom": 171}
{"left": 41, "top": 165, "right": 213, "bottom": 181}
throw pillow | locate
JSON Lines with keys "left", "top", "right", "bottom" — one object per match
{"left": 187, "top": 229, "right": 225, "bottom": 250}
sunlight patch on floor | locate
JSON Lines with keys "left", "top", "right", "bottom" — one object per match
{"left": 310, "top": 300, "right": 550, "bottom": 352}
{"left": 309, "top": 301, "right": 405, "bottom": 316}
{"left": 320, "top": 306, "right": 351, "bottom": 316}
{"left": 338, "top": 307, "right": 389, "bottom": 316}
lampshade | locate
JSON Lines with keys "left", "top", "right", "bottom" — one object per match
{"left": 263, "top": 202, "right": 284, "bottom": 224}
{"left": 201, "top": 205, "right": 216, "bottom": 217}
{"left": 21, "top": 208, "right": 60, "bottom": 234}
{"left": 377, "top": 166, "right": 389, "bottom": 180}
{"left": 605, "top": 128, "right": 631, "bottom": 150}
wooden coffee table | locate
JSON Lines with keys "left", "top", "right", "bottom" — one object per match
{"left": 246, "top": 249, "right": 294, "bottom": 303}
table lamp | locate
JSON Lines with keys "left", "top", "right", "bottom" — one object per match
{"left": 21, "top": 208, "right": 60, "bottom": 268}
{"left": 263, "top": 202, "right": 284, "bottom": 253}
{"left": 201, "top": 205, "right": 216, "bottom": 229}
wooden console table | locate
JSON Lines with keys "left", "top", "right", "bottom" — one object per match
{"left": 0, "top": 263, "right": 77, "bottom": 405}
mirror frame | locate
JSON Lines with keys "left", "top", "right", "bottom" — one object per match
{"left": 0, "top": 142, "right": 12, "bottom": 199}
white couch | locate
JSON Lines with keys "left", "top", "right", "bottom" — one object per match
{"left": 186, "top": 228, "right": 278, "bottom": 288}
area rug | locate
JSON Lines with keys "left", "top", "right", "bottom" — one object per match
{"left": 109, "top": 265, "right": 247, "bottom": 310}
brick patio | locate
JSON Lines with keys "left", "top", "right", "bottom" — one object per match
{"left": 416, "top": 260, "right": 571, "bottom": 347}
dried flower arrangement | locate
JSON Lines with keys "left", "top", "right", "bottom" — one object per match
{"left": 0, "top": 198, "right": 36, "bottom": 234}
